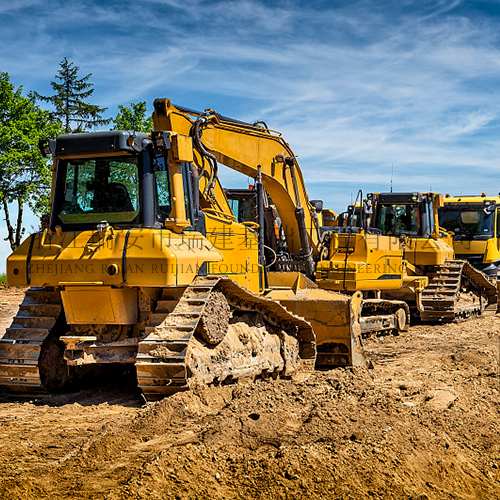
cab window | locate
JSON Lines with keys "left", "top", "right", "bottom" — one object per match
{"left": 155, "top": 156, "right": 171, "bottom": 222}
{"left": 57, "top": 157, "right": 140, "bottom": 225}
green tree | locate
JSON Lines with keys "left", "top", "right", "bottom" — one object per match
{"left": 113, "top": 101, "right": 153, "bottom": 132}
{"left": 0, "top": 72, "right": 63, "bottom": 251}
{"left": 34, "top": 57, "right": 110, "bottom": 133}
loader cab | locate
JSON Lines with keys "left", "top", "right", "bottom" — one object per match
{"left": 45, "top": 131, "right": 196, "bottom": 233}
{"left": 438, "top": 197, "right": 497, "bottom": 242}
{"left": 438, "top": 194, "right": 500, "bottom": 277}
{"left": 372, "top": 192, "right": 436, "bottom": 238}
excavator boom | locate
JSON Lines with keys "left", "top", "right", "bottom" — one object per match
{"left": 153, "top": 98, "right": 320, "bottom": 276}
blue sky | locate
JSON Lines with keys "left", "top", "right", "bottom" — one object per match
{"left": 2, "top": 0, "right": 500, "bottom": 268}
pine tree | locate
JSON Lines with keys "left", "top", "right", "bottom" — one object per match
{"left": 34, "top": 58, "right": 110, "bottom": 133}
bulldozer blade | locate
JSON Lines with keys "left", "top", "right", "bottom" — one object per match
{"left": 266, "top": 285, "right": 369, "bottom": 369}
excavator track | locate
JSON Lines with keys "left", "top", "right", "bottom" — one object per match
{"left": 419, "top": 260, "right": 497, "bottom": 322}
{"left": 136, "top": 276, "right": 316, "bottom": 401}
{"left": 0, "top": 288, "right": 62, "bottom": 392}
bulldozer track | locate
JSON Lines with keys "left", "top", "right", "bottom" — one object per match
{"left": 419, "top": 260, "right": 497, "bottom": 322}
{"left": 360, "top": 299, "right": 410, "bottom": 336}
{"left": 0, "top": 280, "right": 317, "bottom": 401}
{"left": 0, "top": 288, "right": 62, "bottom": 392}
{"left": 136, "top": 276, "right": 316, "bottom": 401}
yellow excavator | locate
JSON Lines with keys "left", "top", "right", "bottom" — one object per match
{"left": 316, "top": 191, "right": 497, "bottom": 322}
{"left": 439, "top": 194, "right": 500, "bottom": 278}
{"left": 166, "top": 100, "right": 410, "bottom": 337}
{"left": 2, "top": 98, "right": 375, "bottom": 400}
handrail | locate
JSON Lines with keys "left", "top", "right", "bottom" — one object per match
{"left": 40, "top": 228, "right": 62, "bottom": 252}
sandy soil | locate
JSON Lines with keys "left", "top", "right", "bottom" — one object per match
{"left": 0, "top": 286, "right": 498, "bottom": 500}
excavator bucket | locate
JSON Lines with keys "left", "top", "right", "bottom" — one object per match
{"left": 265, "top": 272, "right": 368, "bottom": 368}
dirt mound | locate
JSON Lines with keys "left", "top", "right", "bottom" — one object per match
{"left": 0, "top": 289, "right": 499, "bottom": 499}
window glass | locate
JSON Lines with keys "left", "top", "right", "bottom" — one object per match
{"left": 154, "top": 155, "right": 171, "bottom": 222}
{"left": 58, "top": 157, "right": 139, "bottom": 225}
{"left": 228, "top": 198, "right": 240, "bottom": 220}
{"left": 376, "top": 204, "right": 419, "bottom": 236}
{"left": 427, "top": 199, "right": 435, "bottom": 235}
{"left": 182, "top": 163, "right": 192, "bottom": 223}
{"left": 439, "top": 207, "right": 493, "bottom": 237}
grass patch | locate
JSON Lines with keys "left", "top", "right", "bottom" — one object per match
{"left": 0, "top": 273, "right": 6, "bottom": 287}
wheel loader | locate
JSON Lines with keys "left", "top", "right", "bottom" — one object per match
{"left": 316, "top": 191, "right": 498, "bottom": 322}
{"left": 439, "top": 194, "right": 500, "bottom": 278}
{"left": 2, "top": 99, "right": 373, "bottom": 400}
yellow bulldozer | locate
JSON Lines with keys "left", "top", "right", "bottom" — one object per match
{"left": 439, "top": 194, "right": 500, "bottom": 279}
{"left": 316, "top": 191, "right": 498, "bottom": 322}
{"left": 2, "top": 98, "right": 393, "bottom": 400}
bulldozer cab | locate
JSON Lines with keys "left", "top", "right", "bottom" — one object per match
{"left": 439, "top": 197, "right": 498, "bottom": 241}
{"left": 48, "top": 131, "right": 195, "bottom": 233}
{"left": 335, "top": 202, "right": 365, "bottom": 229}
{"left": 372, "top": 192, "right": 437, "bottom": 238}
{"left": 370, "top": 192, "right": 452, "bottom": 268}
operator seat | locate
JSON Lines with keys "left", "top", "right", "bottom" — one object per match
{"left": 106, "top": 182, "right": 134, "bottom": 212}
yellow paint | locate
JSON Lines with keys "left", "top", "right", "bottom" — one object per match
{"left": 171, "top": 134, "right": 194, "bottom": 163}
{"left": 153, "top": 98, "right": 321, "bottom": 256}
{"left": 318, "top": 193, "right": 454, "bottom": 299}
{"left": 265, "top": 278, "right": 353, "bottom": 349}
{"left": 61, "top": 286, "right": 138, "bottom": 324}
{"left": 205, "top": 214, "right": 261, "bottom": 292}
{"left": 443, "top": 195, "right": 500, "bottom": 266}
{"left": 7, "top": 228, "right": 223, "bottom": 288}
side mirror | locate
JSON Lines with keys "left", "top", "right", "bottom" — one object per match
{"left": 38, "top": 139, "right": 56, "bottom": 158}
{"left": 310, "top": 199, "right": 323, "bottom": 213}
{"left": 483, "top": 205, "right": 495, "bottom": 216}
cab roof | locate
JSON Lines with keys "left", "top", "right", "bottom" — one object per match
{"left": 444, "top": 195, "right": 500, "bottom": 204}
{"left": 55, "top": 131, "right": 150, "bottom": 157}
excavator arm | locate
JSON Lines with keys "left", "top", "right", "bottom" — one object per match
{"left": 152, "top": 98, "right": 321, "bottom": 266}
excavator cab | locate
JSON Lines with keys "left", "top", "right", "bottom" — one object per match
{"left": 41, "top": 132, "right": 196, "bottom": 233}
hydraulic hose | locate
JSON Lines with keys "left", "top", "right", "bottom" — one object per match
{"left": 192, "top": 115, "right": 219, "bottom": 198}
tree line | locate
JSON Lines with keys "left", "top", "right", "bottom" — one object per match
{"left": 0, "top": 58, "right": 154, "bottom": 251}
